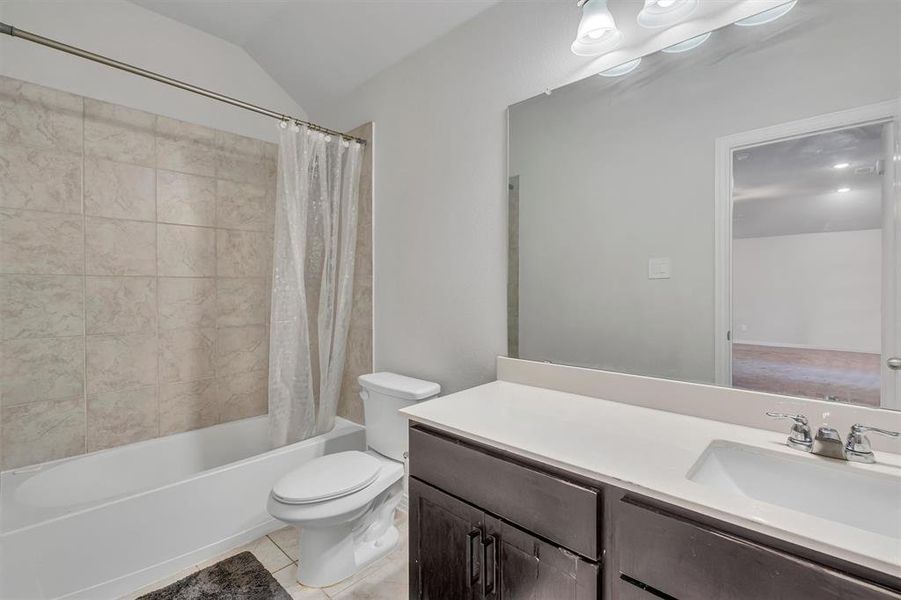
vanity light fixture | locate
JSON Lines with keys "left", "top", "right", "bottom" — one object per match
{"left": 599, "top": 58, "right": 642, "bottom": 77}
{"left": 637, "top": 0, "right": 698, "bottom": 29}
{"left": 662, "top": 32, "right": 712, "bottom": 53}
{"left": 571, "top": 0, "right": 623, "bottom": 56}
{"left": 837, "top": 187, "right": 851, "bottom": 193}
{"left": 734, "top": 1, "right": 797, "bottom": 27}
{"left": 833, "top": 162, "right": 851, "bottom": 170}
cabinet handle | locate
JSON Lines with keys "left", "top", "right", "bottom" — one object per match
{"left": 481, "top": 534, "right": 498, "bottom": 597}
{"left": 466, "top": 528, "right": 481, "bottom": 586}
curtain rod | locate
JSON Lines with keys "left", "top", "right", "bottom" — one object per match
{"left": 0, "top": 21, "right": 367, "bottom": 145}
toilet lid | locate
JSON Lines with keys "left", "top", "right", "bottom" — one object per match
{"left": 272, "top": 451, "right": 382, "bottom": 505}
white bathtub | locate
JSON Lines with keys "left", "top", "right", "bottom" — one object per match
{"left": 0, "top": 416, "right": 366, "bottom": 599}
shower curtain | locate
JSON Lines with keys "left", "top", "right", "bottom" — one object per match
{"left": 269, "top": 123, "right": 363, "bottom": 447}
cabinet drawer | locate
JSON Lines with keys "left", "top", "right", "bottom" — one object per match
{"left": 614, "top": 497, "right": 901, "bottom": 600}
{"left": 409, "top": 426, "right": 601, "bottom": 560}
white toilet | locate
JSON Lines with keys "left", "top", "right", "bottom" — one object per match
{"left": 267, "top": 372, "right": 440, "bottom": 588}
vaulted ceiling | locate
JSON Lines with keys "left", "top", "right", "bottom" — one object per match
{"left": 132, "top": 0, "right": 500, "bottom": 116}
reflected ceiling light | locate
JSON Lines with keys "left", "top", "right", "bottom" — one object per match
{"left": 662, "top": 32, "right": 712, "bottom": 53}
{"left": 571, "top": 0, "right": 623, "bottom": 56}
{"left": 599, "top": 58, "right": 642, "bottom": 77}
{"left": 837, "top": 187, "right": 851, "bottom": 193}
{"left": 833, "top": 162, "right": 850, "bottom": 169}
{"left": 637, "top": 0, "right": 698, "bottom": 29}
{"left": 735, "top": 1, "right": 797, "bottom": 27}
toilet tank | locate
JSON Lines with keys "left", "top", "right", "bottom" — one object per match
{"left": 358, "top": 372, "right": 440, "bottom": 461}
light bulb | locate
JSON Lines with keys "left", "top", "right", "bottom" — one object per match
{"left": 571, "top": 0, "right": 623, "bottom": 56}
{"left": 637, "top": 0, "right": 698, "bottom": 29}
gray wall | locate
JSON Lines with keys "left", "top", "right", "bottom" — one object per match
{"left": 508, "top": 0, "right": 899, "bottom": 383}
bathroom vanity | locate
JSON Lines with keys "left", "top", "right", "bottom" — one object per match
{"left": 402, "top": 369, "right": 901, "bottom": 600}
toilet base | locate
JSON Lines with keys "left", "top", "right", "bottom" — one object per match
{"left": 297, "top": 519, "right": 399, "bottom": 588}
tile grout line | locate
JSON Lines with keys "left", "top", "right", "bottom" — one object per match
{"left": 80, "top": 96, "right": 89, "bottom": 458}
{"left": 154, "top": 115, "right": 162, "bottom": 439}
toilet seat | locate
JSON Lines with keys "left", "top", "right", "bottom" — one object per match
{"left": 272, "top": 451, "right": 382, "bottom": 505}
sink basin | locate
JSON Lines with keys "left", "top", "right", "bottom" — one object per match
{"left": 687, "top": 440, "right": 901, "bottom": 540}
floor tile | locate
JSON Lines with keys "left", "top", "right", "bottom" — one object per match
{"left": 272, "top": 564, "right": 331, "bottom": 600}
{"left": 331, "top": 553, "right": 408, "bottom": 600}
{"left": 268, "top": 525, "right": 300, "bottom": 561}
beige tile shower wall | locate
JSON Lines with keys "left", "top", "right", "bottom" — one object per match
{"left": 0, "top": 76, "right": 277, "bottom": 470}
{"left": 337, "top": 122, "right": 374, "bottom": 425}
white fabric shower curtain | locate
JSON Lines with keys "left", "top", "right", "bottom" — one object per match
{"left": 269, "top": 124, "right": 363, "bottom": 447}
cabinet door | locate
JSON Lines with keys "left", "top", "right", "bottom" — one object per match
{"left": 409, "top": 477, "right": 484, "bottom": 600}
{"left": 484, "top": 515, "right": 600, "bottom": 600}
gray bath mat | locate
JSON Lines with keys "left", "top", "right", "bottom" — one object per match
{"left": 137, "top": 552, "right": 291, "bottom": 600}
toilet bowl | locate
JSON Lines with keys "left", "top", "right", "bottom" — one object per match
{"left": 268, "top": 372, "right": 440, "bottom": 588}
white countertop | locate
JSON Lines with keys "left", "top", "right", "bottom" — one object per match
{"left": 401, "top": 380, "right": 901, "bottom": 578}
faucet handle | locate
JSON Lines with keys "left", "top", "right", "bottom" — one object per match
{"left": 766, "top": 412, "right": 812, "bottom": 451}
{"left": 845, "top": 424, "right": 900, "bottom": 464}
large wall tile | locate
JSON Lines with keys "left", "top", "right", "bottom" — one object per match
{"left": 85, "top": 217, "right": 156, "bottom": 276}
{"left": 157, "top": 170, "right": 216, "bottom": 227}
{"left": 1, "top": 397, "right": 85, "bottom": 470}
{"left": 217, "top": 131, "right": 276, "bottom": 185}
{"left": 159, "top": 379, "right": 218, "bottom": 435}
{"left": 218, "top": 371, "right": 267, "bottom": 423}
{"left": 87, "top": 386, "right": 158, "bottom": 452}
{"left": 86, "top": 333, "right": 158, "bottom": 395}
{"left": 0, "top": 145, "right": 82, "bottom": 214}
{"left": 217, "top": 277, "right": 268, "bottom": 327}
{"left": 84, "top": 98, "right": 155, "bottom": 167}
{"left": 159, "top": 328, "right": 216, "bottom": 383}
{"left": 216, "top": 325, "right": 267, "bottom": 375}
{"left": 0, "top": 275, "right": 83, "bottom": 340}
{"left": 217, "top": 229, "right": 271, "bottom": 277}
{"left": 84, "top": 157, "right": 156, "bottom": 221}
{"left": 157, "top": 224, "right": 216, "bottom": 277}
{"left": 1, "top": 336, "right": 84, "bottom": 406}
{"left": 216, "top": 179, "right": 273, "bottom": 232}
{"left": 85, "top": 276, "right": 156, "bottom": 335}
{"left": 0, "top": 209, "right": 84, "bottom": 275}
{"left": 156, "top": 116, "right": 217, "bottom": 177}
{"left": 0, "top": 76, "right": 83, "bottom": 153}
{"left": 158, "top": 277, "right": 216, "bottom": 330}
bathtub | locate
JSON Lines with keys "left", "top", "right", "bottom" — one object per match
{"left": 0, "top": 416, "right": 366, "bottom": 599}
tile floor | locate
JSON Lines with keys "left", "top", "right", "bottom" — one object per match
{"left": 123, "top": 512, "right": 408, "bottom": 600}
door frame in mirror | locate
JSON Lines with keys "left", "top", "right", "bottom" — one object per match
{"left": 713, "top": 100, "right": 899, "bottom": 407}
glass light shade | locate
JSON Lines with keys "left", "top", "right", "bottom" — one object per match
{"left": 637, "top": 0, "right": 698, "bottom": 29}
{"left": 734, "top": 1, "right": 797, "bottom": 27}
{"left": 661, "top": 31, "right": 712, "bottom": 53}
{"left": 571, "top": 0, "right": 624, "bottom": 56}
{"left": 599, "top": 58, "right": 642, "bottom": 77}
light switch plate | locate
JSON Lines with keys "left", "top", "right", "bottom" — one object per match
{"left": 648, "top": 257, "right": 672, "bottom": 279}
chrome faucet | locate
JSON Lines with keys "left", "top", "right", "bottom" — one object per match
{"left": 765, "top": 412, "right": 812, "bottom": 451}
{"left": 844, "top": 425, "right": 901, "bottom": 464}
{"left": 766, "top": 412, "right": 900, "bottom": 464}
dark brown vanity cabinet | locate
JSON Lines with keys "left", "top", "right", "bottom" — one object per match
{"left": 408, "top": 426, "right": 601, "bottom": 600}
{"left": 408, "top": 424, "right": 901, "bottom": 600}
{"left": 409, "top": 479, "right": 599, "bottom": 600}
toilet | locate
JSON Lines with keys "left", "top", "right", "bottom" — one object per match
{"left": 267, "top": 372, "right": 440, "bottom": 588}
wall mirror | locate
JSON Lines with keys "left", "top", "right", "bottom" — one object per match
{"left": 507, "top": 0, "right": 901, "bottom": 410}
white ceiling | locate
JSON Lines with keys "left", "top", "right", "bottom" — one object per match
{"left": 733, "top": 123, "right": 886, "bottom": 239}
{"left": 132, "top": 0, "right": 499, "bottom": 116}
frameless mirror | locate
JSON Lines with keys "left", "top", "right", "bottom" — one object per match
{"left": 507, "top": 0, "right": 901, "bottom": 410}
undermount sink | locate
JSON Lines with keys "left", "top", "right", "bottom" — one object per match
{"left": 687, "top": 440, "right": 901, "bottom": 540}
